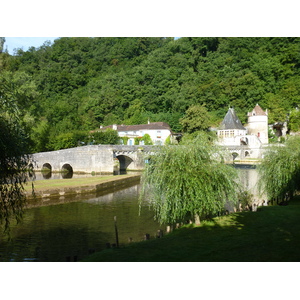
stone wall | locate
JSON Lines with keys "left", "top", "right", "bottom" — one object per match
{"left": 32, "top": 145, "right": 115, "bottom": 174}
{"left": 31, "top": 145, "right": 158, "bottom": 174}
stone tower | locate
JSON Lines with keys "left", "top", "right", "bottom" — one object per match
{"left": 247, "top": 104, "right": 268, "bottom": 144}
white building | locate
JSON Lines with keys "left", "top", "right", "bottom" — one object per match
{"left": 217, "top": 108, "right": 248, "bottom": 145}
{"left": 246, "top": 104, "right": 269, "bottom": 144}
{"left": 217, "top": 105, "right": 269, "bottom": 160}
{"left": 101, "top": 122, "right": 172, "bottom": 145}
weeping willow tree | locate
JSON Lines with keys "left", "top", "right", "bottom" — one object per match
{"left": 258, "top": 136, "right": 300, "bottom": 203}
{"left": 139, "top": 133, "right": 239, "bottom": 225}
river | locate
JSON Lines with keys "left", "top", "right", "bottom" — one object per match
{"left": 0, "top": 165, "right": 260, "bottom": 262}
{"left": 0, "top": 184, "right": 165, "bottom": 262}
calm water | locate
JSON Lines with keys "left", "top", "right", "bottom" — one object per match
{"left": 0, "top": 166, "right": 260, "bottom": 262}
{"left": 0, "top": 184, "right": 164, "bottom": 262}
{"left": 32, "top": 170, "right": 140, "bottom": 180}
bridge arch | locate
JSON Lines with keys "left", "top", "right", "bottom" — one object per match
{"left": 116, "top": 155, "right": 134, "bottom": 171}
{"left": 42, "top": 163, "right": 52, "bottom": 171}
{"left": 61, "top": 163, "right": 73, "bottom": 178}
{"left": 41, "top": 163, "right": 52, "bottom": 179}
{"left": 231, "top": 152, "right": 239, "bottom": 161}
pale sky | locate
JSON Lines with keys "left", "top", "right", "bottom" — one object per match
{"left": 4, "top": 37, "right": 59, "bottom": 55}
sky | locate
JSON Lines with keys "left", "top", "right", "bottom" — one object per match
{"left": 3, "top": 37, "right": 179, "bottom": 55}
{"left": 4, "top": 37, "right": 59, "bottom": 55}
{"left": 2, "top": 0, "right": 299, "bottom": 56}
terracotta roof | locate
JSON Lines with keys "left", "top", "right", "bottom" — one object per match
{"left": 100, "top": 122, "right": 172, "bottom": 132}
{"left": 249, "top": 104, "right": 267, "bottom": 116}
{"left": 219, "top": 108, "right": 246, "bottom": 130}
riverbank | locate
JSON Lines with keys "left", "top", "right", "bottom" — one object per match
{"left": 25, "top": 174, "right": 141, "bottom": 201}
{"left": 82, "top": 196, "right": 300, "bottom": 262}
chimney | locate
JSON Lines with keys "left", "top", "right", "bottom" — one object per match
{"left": 112, "top": 124, "right": 117, "bottom": 130}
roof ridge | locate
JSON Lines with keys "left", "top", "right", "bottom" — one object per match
{"left": 98, "top": 122, "right": 172, "bottom": 132}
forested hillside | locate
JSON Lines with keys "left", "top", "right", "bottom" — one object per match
{"left": 1, "top": 37, "right": 300, "bottom": 152}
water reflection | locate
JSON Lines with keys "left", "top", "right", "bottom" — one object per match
{"left": 41, "top": 170, "right": 52, "bottom": 179}
{"left": 235, "top": 164, "right": 267, "bottom": 208}
{"left": 61, "top": 171, "right": 73, "bottom": 179}
{"left": 35, "top": 172, "right": 94, "bottom": 181}
{"left": 235, "top": 164, "right": 258, "bottom": 192}
{"left": 0, "top": 184, "right": 163, "bottom": 262}
{"left": 0, "top": 166, "right": 262, "bottom": 262}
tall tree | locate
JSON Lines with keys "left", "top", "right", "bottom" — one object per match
{"left": 140, "top": 133, "right": 238, "bottom": 225}
{"left": 180, "top": 105, "right": 211, "bottom": 133}
{"left": 0, "top": 71, "right": 35, "bottom": 232}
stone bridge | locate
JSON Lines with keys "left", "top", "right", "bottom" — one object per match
{"left": 31, "top": 145, "right": 157, "bottom": 175}
{"left": 223, "top": 145, "right": 267, "bottom": 162}
{"left": 31, "top": 144, "right": 265, "bottom": 176}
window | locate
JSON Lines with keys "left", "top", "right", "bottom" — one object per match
{"left": 157, "top": 130, "right": 161, "bottom": 138}
{"left": 222, "top": 130, "right": 234, "bottom": 138}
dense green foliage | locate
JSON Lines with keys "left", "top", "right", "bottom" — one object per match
{"left": 47, "top": 128, "right": 120, "bottom": 150}
{"left": 288, "top": 108, "right": 300, "bottom": 132}
{"left": 0, "top": 118, "right": 33, "bottom": 231}
{"left": 89, "top": 128, "right": 120, "bottom": 145}
{"left": 258, "top": 136, "right": 300, "bottom": 202}
{"left": 2, "top": 37, "right": 300, "bottom": 151}
{"left": 179, "top": 104, "right": 211, "bottom": 133}
{"left": 0, "top": 69, "right": 34, "bottom": 231}
{"left": 140, "top": 133, "right": 239, "bottom": 224}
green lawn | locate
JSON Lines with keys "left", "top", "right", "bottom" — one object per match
{"left": 82, "top": 197, "right": 300, "bottom": 262}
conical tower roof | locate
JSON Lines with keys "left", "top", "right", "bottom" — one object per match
{"left": 248, "top": 104, "right": 267, "bottom": 116}
{"left": 220, "top": 108, "right": 246, "bottom": 130}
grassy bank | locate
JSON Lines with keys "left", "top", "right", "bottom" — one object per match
{"left": 25, "top": 175, "right": 116, "bottom": 192}
{"left": 24, "top": 174, "right": 141, "bottom": 200}
{"left": 82, "top": 196, "right": 300, "bottom": 262}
